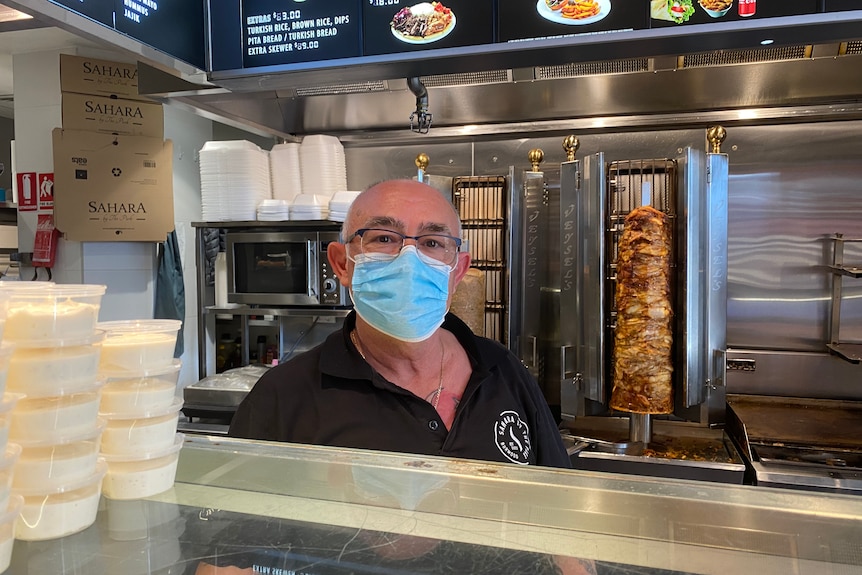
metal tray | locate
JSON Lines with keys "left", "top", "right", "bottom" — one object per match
{"left": 726, "top": 394, "right": 862, "bottom": 451}
{"left": 564, "top": 418, "right": 746, "bottom": 484}
{"left": 570, "top": 433, "right": 746, "bottom": 484}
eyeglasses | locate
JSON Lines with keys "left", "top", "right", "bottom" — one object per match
{"left": 347, "top": 228, "right": 462, "bottom": 267}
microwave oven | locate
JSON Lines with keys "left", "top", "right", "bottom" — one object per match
{"left": 226, "top": 230, "right": 349, "bottom": 307}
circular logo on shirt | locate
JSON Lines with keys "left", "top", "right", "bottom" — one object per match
{"left": 494, "top": 410, "right": 532, "bottom": 464}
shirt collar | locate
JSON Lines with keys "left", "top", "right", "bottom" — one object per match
{"left": 320, "top": 311, "right": 503, "bottom": 381}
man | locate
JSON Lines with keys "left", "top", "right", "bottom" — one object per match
{"left": 229, "top": 179, "right": 571, "bottom": 468}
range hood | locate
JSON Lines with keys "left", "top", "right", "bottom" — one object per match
{"left": 161, "top": 39, "right": 862, "bottom": 139}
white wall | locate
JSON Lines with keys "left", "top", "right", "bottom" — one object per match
{"left": 163, "top": 104, "right": 212, "bottom": 387}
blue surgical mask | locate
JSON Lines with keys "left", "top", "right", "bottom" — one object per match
{"left": 349, "top": 245, "right": 452, "bottom": 342}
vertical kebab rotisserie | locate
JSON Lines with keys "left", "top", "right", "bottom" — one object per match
{"left": 610, "top": 205, "right": 674, "bottom": 414}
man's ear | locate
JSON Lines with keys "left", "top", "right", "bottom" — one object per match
{"left": 327, "top": 241, "right": 350, "bottom": 287}
{"left": 450, "top": 251, "right": 472, "bottom": 288}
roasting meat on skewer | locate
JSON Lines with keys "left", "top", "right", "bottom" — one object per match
{"left": 610, "top": 205, "right": 674, "bottom": 414}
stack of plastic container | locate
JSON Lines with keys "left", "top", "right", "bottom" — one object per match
{"left": 96, "top": 320, "right": 184, "bottom": 501}
{"left": 1, "top": 283, "right": 108, "bottom": 543}
{"left": 0, "top": 287, "right": 23, "bottom": 572}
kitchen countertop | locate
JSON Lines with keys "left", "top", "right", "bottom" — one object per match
{"left": 8, "top": 435, "right": 862, "bottom": 574}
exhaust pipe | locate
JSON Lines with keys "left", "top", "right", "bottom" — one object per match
{"left": 407, "top": 77, "right": 432, "bottom": 134}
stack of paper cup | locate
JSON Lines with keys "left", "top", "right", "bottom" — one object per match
{"left": 96, "top": 320, "right": 184, "bottom": 500}
{"left": 0, "top": 283, "right": 108, "bottom": 541}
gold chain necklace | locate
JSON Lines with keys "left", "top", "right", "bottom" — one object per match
{"left": 351, "top": 329, "right": 445, "bottom": 410}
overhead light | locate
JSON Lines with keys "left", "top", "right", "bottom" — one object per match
{"left": 0, "top": 3, "right": 32, "bottom": 22}
{"left": 760, "top": 39, "right": 774, "bottom": 46}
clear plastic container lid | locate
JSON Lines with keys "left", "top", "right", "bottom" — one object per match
{"left": 97, "top": 320, "right": 182, "bottom": 335}
{"left": 99, "top": 397, "right": 183, "bottom": 420}
{"left": 0, "top": 341, "right": 13, "bottom": 359}
{"left": 100, "top": 433, "right": 184, "bottom": 463}
{"left": 13, "top": 376, "right": 105, "bottom": 400}
{"left": 9, "top": 328, "right": 105, "bottom": 350}
{"left": 5, "top": 283, "right": 105, "bottom": 299}
{"left": 0, "top": 444, "right": 21, "bottom": 472}
{"left": 0, "top": 281, "right": 53, "bottom": 292}
{"left": 13, "top": 418, "right": 105, "bottom": 448}
{"left": 0, "top": 393, "right": 22, "bottom": 415}
{"left": 12, "top": 459, "right": 107, "bottom": 496}
{"left": 0, "top": 494, "right": 22, "bottom": 525}
{"left": 100, "top": 358, "right": 182, "bottom": 380}
{"left": 200, "top": 140, "right": 261, "bottom": 153}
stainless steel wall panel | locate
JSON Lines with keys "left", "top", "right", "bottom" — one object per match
{"left": 726, "top": 349, "right": 862, "bottom": 401}
{"left": 725, "top": 122, "right": 862, "bottom": 354}
{"left": 344, "top": 142, "right": 473, "bottom": 190}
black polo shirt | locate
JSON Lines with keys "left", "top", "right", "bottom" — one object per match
{"left": 229, "top": 312, "right": 571, "bottom": 468}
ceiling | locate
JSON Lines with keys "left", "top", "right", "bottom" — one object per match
{"left": 0, "top": 9, "right": 103, "bottom": 118}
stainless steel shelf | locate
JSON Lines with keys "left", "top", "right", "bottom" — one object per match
{"left": 206, "top": 306, "right": 351, "bottom": 318}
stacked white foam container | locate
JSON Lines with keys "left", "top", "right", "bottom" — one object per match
{"left": 1, "top": 283, "right": 108, "bottom": 543}
{"left": 200, "top": 140, "right": 272, "bottom": 222}
{"left": 269, "top": 142, "right": 302, "bottom": 205}
{"left": 96, "top": 320, "right": 184, "bottom": 501}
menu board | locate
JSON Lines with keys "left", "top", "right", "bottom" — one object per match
{"left": 648, "top": 0, "right": 818, "bottom": 28}
{"left": 241, "top": 0, "right": 363, "bottom": 67}
{"left": 824, "top": 0, "right": 860, "bottom": 11}
{"left": 209, "top": 0, "right": 856, "bottom": 73}
{"left": 47, "top": 0, "right": 206, "bottom": 69}
{"left": 498, "top": 0, "right": 646, "bottom": 43}
{"left": 363, "top": 0, "right": 494, "bottom": 56}
{"left": 115, "top": 0, "right": 205, "bottom": 68}
{"left": 48, "top": 0, "right": 113, "bottom": 27}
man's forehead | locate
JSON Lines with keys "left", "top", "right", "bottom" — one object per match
{"left": 360, "top": 215, "right": 451, "bottom": 233}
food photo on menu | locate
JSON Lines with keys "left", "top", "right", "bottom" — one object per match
{"left": 498, "top": 0, "right": 645, "bottom": 43}
{"left": 362, "top": 0, "right": 493, "bottom": 55}
{"left": 390, "top": 1, "right": 456, "bottom": 43}
{"left": 649, "top": 0, "right": 820, "bottom": 27}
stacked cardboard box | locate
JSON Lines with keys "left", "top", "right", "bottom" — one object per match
{"left": 53, "top": 54, "right": 174, "bottom": 242}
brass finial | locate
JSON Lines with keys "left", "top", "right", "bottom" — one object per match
{"left": 562, "top": 135, "right": 580, "bottom": 162}
{"left": 415, "top": 152, "right": 429, "bottom": 171}
{"left": 706, "top": 125, "right": 727, "bottom": 154}
{"left": 528, "top": 148, "right": 544, "bottom": 172}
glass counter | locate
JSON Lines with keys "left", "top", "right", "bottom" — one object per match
{"left": 8, "top": 435, "right": 862, "bottom": 574}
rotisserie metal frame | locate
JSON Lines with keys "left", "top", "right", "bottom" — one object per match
{"left": 562, "top": 147, "right": 729, "bottom": 425}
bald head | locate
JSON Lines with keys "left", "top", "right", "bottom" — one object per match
{"left": 342, "top": 179, "right": 462, "bottom": 242}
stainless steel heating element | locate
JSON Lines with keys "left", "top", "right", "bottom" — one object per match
{"left": 453, "top": 175, "right": 508, "bottom": 343}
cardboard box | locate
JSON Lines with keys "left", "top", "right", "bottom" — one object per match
{"left": 52, "top": 128, "right": 174, "bottom": 242}
{"left": 62, "top": 92, "right": 164, "bottom": 139}
{"left": 60, "top": 54, "right": 147, "bottom": 101}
